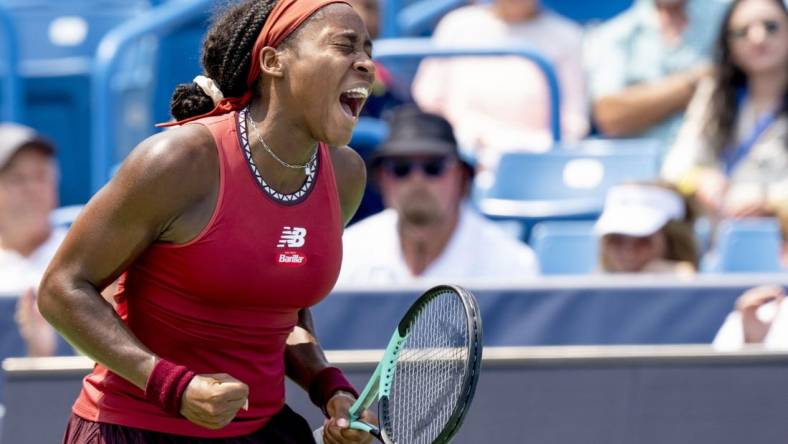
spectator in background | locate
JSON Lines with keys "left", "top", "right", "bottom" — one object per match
{"left": 411, "top": 0, "right": 588, "bottom": 170}
{"left": 714, "top": 285, "right": 788, "bottom": 349}
{"left": 0, "top": 123, "right": 63, "bottom": 356}
{"left": 337, "top": 106, "right": 539, "bottom": 286}
{"left": 596, "top": 182, "right": 699, "bottom": 274}
{"left": 347, "top": 0, "right": 407, "bottom": 118}
{"left": 662, "top": 0, "right": 787, "bottom": 262}
{"left": 585, "top": 0, "right": 729, "bottom": 145}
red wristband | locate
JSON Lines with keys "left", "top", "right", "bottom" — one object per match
{"left": 145, "top": 358, "right": 196, "bottom": 416}
{"left": 308, "top": 366, "right": 358, "bottom": 415}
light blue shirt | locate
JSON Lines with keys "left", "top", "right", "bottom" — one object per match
{"left": 584, "top": 0, "right": 730, "bottom": 145}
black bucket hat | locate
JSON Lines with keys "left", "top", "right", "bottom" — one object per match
{"left": 369, "top": 105, "right": 474, "bottom": 173}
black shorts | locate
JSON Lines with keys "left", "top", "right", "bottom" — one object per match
{"left": 61, "top": 404, "right": 316, "bottom": 444}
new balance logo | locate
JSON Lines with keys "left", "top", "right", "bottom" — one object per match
{"left": 277, "top": 226, "right": 307, "bottom": 248}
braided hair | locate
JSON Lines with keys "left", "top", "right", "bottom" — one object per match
{"left": 170, "top": 0, "right": 277, "bottom": 121}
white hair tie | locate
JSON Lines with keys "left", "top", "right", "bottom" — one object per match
{"left": 193, "top": 75, "right": 225, "bottom": 105}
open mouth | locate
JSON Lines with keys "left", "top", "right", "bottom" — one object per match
{"left": 339, "top": 87, "right": 369, "bottom": 120}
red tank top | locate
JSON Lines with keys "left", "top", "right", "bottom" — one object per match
{"left": 72, "top": 109, "right": 344, "bottom": 437}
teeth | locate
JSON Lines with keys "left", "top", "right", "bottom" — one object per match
{"left": 343, "top": 87, "right": 369, "bottom": 99}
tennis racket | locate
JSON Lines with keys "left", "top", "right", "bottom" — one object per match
{"left": 314, "top": 284, "right": 483, "bottom": 444}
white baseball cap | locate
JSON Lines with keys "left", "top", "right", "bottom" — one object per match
{"left": 0, "top": 123, "right": 54, "bottom": 170}
{"left": 595, "top": 184, "right": 686, "bottom": 237}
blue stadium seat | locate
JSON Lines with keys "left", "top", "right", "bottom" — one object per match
{"left": 394, "top": 0, "right": 465, "bottom": 37}
{"left": 477, "top": 139, "right": 661, "bottom": 238}
{"left": 702, "top": 218, "right": 784, "bottom": 273}
{"left": 542, "top": 0, "right": 635, "bottom": 24}
{"left": 530, "top": 220, "right": 599, "bottom": 275}
{"left": 0, "top": 0, "right": 153, "bottom": 205}
{"left": 347, "top": 117, "right": 389, "bottom": 224}
{"left": 350, "top": 117, "right": 389, "bottom": 159}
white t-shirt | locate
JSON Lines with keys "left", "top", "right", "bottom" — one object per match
{"left": 0, "top": 227, "right": 67, "bottom": 296}
{"left": 337, "top": 205, "right": 539, "bottom": 287}
{"left": 713, "top": 301, "right": 788, "bottom": 350}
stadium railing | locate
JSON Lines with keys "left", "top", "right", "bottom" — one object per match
{"left": 91, "top": 0, "right": 214, "bottom": 195}
{"left": 372, "top": 37, "right": 562, "bottom": 143}
{"left": 0, "top": 4, "right": 21, "bottom": 123}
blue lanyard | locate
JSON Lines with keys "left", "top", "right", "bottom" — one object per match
{"left": 722, "top": 94, "right": 784, "bottom": 176}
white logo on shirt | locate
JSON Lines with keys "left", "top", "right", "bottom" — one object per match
{"left": 277, "top": 227, "right": 307, "bottom": 248}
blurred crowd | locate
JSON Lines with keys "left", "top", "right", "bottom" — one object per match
{"left": 1, "top": 0, "right": 786, "bottom": 356}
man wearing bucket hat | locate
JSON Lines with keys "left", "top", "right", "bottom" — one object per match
{"left": 337, "top": 106, "right": 538, "bottom": 285}
{"left": 595, "top": 182, "right": 699, "bottom": 274}
{"left": 0, "top": 123, "right": 63, "bottom": 356}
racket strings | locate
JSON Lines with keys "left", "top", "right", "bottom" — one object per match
{"left": 387, "top": 290, "right": 470, "bottom": 444}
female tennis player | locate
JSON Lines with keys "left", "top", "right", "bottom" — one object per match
{"left": 37, "top": 0, "right": 376, "bottom": 442}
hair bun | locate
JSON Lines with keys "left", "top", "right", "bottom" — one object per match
{"left": 170, "top": 82, "right": 215, "bottom": 122}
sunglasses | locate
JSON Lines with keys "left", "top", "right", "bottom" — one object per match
{"left": 728, "top": 19, "right": 782, "bottom": 40}
{"left": 382, "top": 157, "right": 453, "bottom": 179}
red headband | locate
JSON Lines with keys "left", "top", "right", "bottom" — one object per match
{"left": 159, "top": 0, "right": 349, "bottom": 127}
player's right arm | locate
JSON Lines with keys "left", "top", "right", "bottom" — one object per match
{"left": 38, "top": 124, "right": 247, "bottom": 429}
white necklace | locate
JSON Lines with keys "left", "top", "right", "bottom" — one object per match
{"left": 246, "top": 109, "right": 317, "bottom": 176}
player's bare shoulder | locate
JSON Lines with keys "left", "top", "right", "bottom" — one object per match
{"left": 104, "top": 123, "right": 220, "bottom": 225}
{"left": 115, "top": 124, "right": 217, "bottom": 198}
{"left": 121, "top": 124, "right": 216, "bottom": 181}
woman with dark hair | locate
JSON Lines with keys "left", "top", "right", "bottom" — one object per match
{"left": 662, "top": 0, "right": 788, "bottom": 254}
{"left": 37, "top": 1, "right": 376, "bottom": 443}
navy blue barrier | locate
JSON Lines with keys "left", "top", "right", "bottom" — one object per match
{"left": 0, "top": 276, "right": 783, "bottom": 367}
{"left": 314, "top": 275, "right": 788, "bottom": 349}
{"left": 7, "top": 347, "right": 788, "bottom": 444}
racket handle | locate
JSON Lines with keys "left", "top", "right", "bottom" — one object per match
{"left": 313, "top": 426, "right": 324, "bottom": 444}
{"left": 350, "top": 420, "right": 383, "bottom": 440}
{"left": 313, "top": 422, "right": 383, "bottom": 443}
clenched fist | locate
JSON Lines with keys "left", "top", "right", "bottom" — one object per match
{"left": 180, "top": 373, "right": 249, "bottom": 430}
